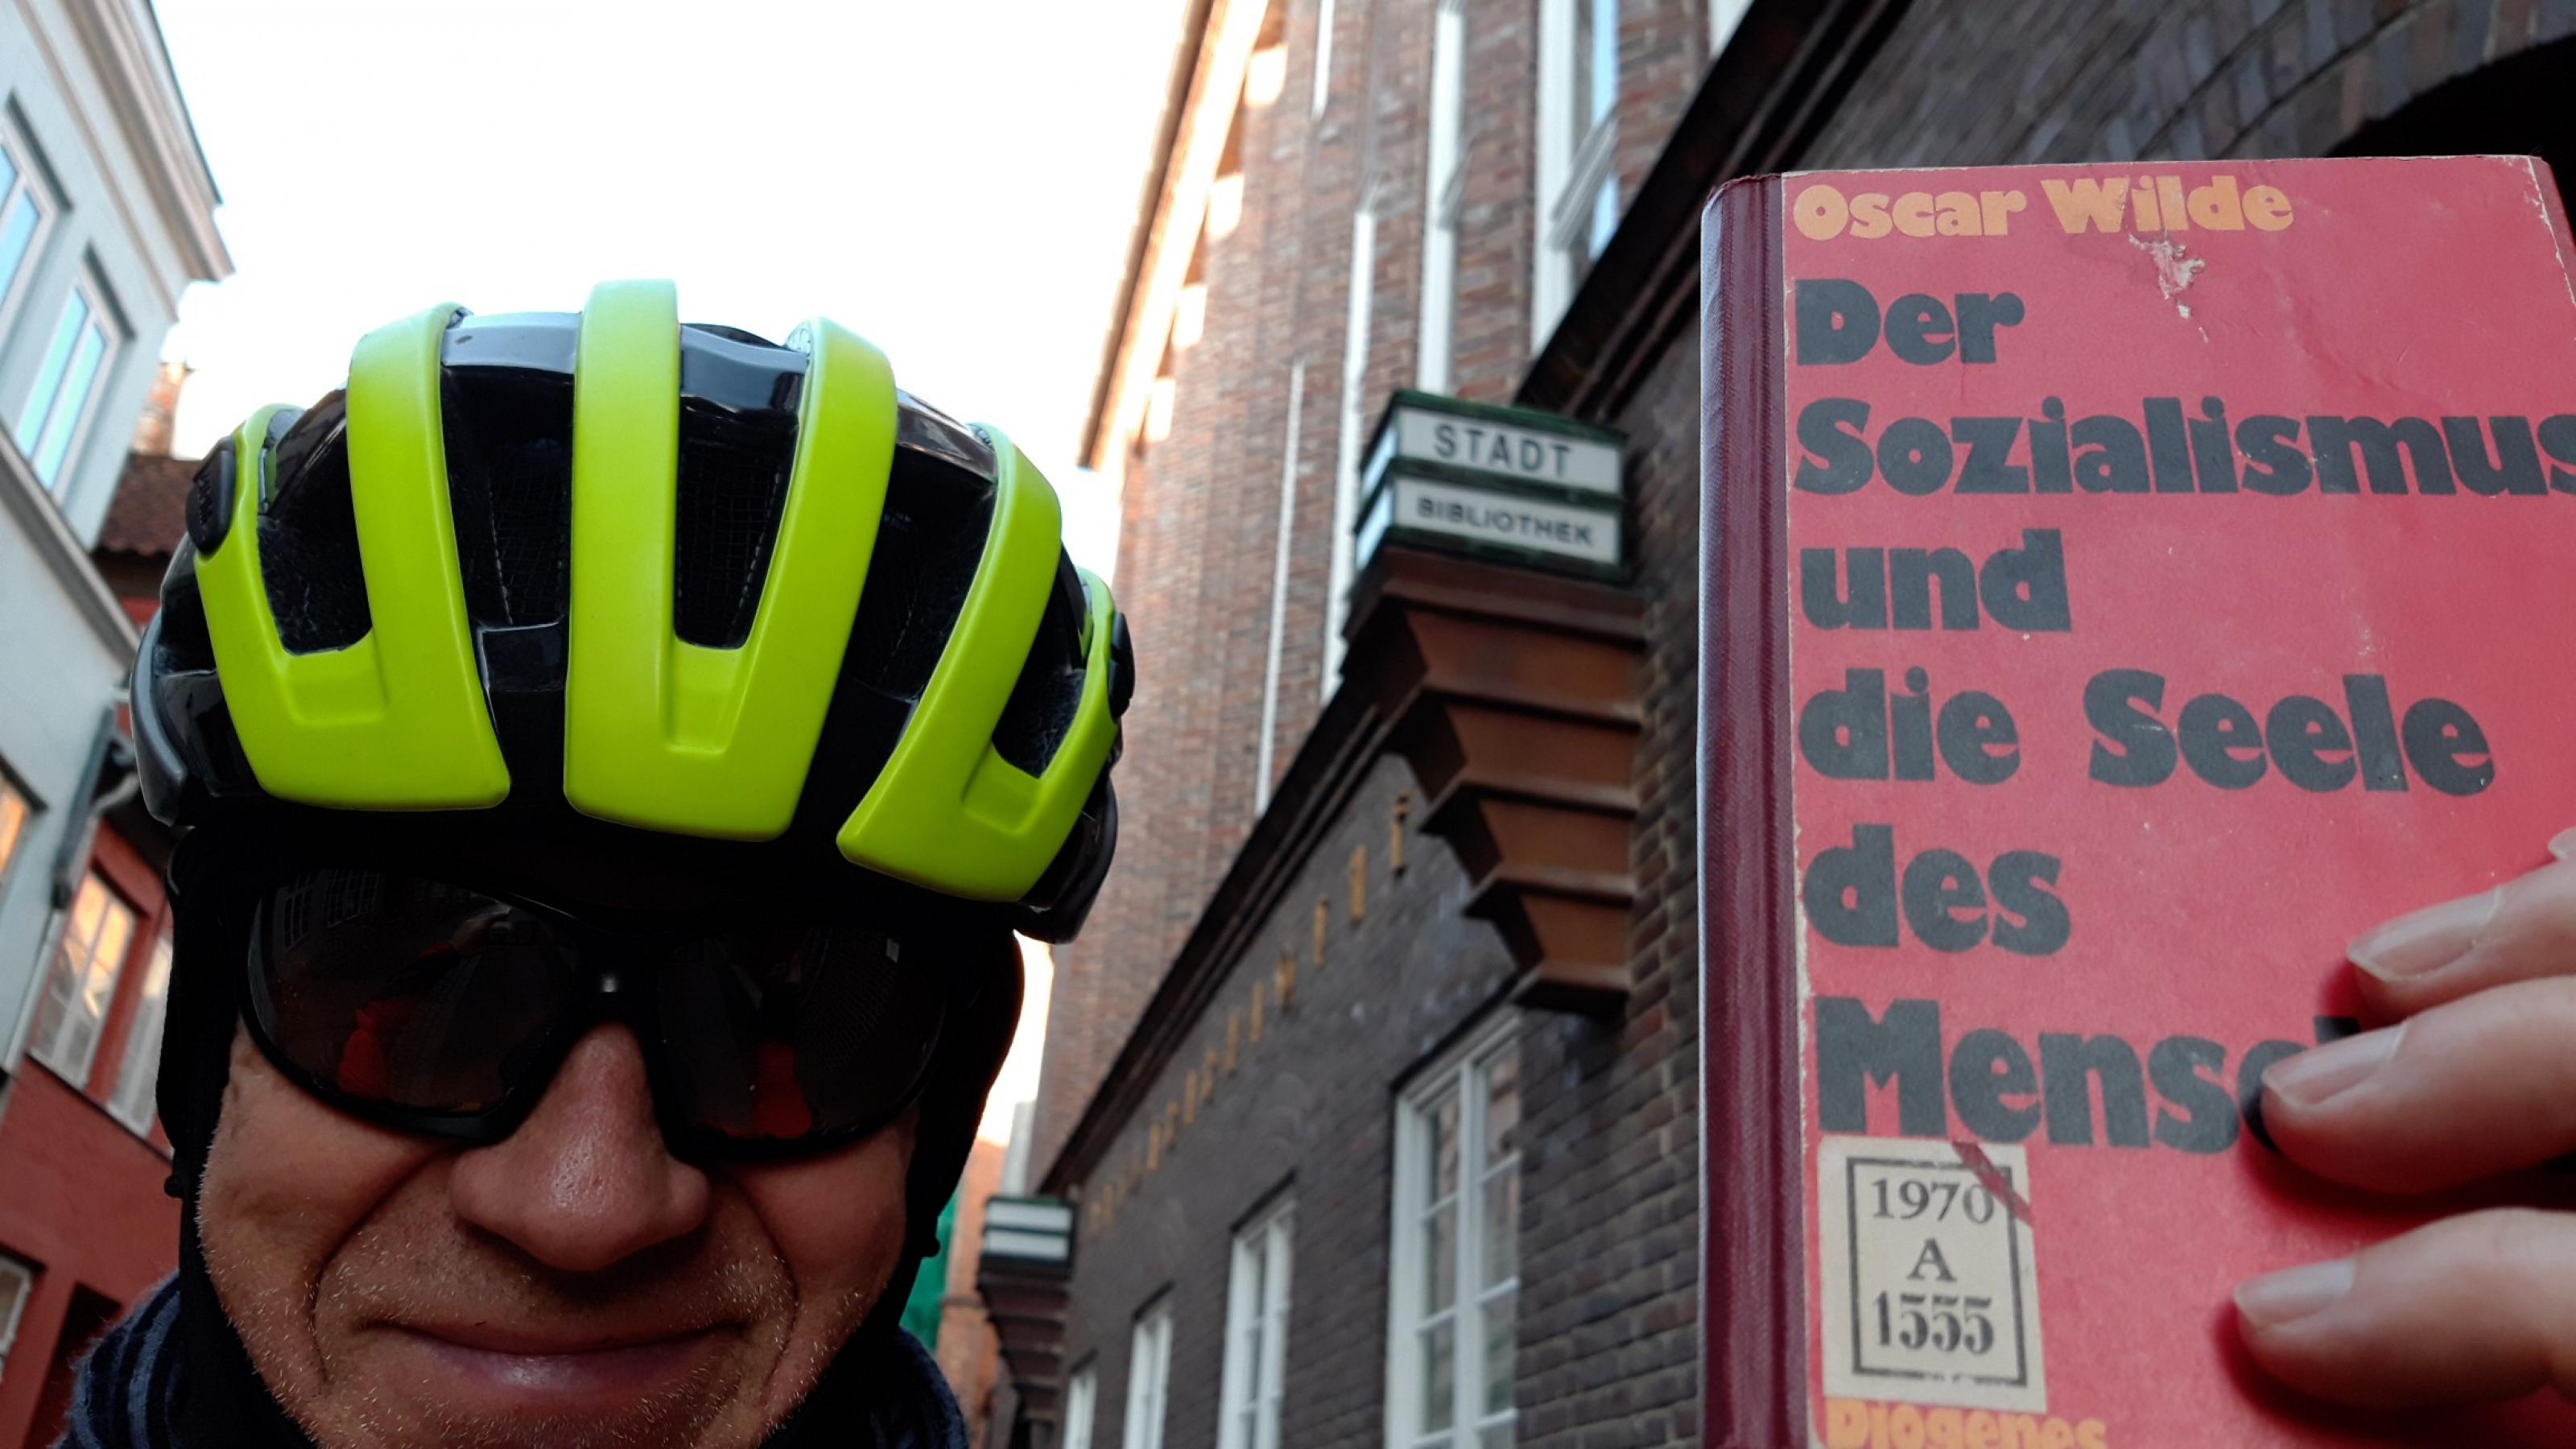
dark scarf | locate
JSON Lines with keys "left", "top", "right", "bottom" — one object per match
{"left": 60, "top": 1270, "right": 970, "bottom": 1449}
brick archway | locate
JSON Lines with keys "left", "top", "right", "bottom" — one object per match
{"left": 2111, "top": 0, "right": 2576, "bottom": 163}
{"left": 2334, "top": 32, "right": 2576, "bottom": 190}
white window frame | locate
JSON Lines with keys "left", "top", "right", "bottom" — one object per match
{"left": 1385, "top": 1016, "right": 1521, "bottom": 1449}
{"left": 0, "top": 1252, "right": 34, "bottom": 1382}
{"left": 1121, "top": 1298, "right": 1174, "bottom": 1449}
{"left": 1415, "top": 0, "right": 1468, "bottom": 394}
{"left": 27, "top": 870, "right": 138, "bottom": 1088}
{"left": 1064, "top": 1363, "right": 1100, "bottom": 1449}
{"left": 0, "top": 107, "right": 59, "bottom": 343}
{"left": 14, "top": 271, "right": 122, "bottom": 495}
{"left": 108, "top": 928, "right": 173, "bottom": 1136}
{"left": 1533, "top": 0, "right": 1622, "bottom": 348}
{"left": 1219, "top": 1198, "right": 1295, "bottom": 1449}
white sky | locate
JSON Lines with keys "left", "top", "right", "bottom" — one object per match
{"left": 155, "top": 0, "right": 1190, "bottom": 580}
{"left": 153, "top": 0, "right": 1188, "bottom": 1144}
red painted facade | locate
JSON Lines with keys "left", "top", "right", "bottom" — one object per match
{"left": 0, "top": 823, "right": 181, "bottom": 1447}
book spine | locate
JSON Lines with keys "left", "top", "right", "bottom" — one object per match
{"left": 1699, "top": 174, "right": 1803, "bottom": 1448}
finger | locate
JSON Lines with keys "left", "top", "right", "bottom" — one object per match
{"left": 2235, "top": 1208, "right": 2576, "bottom": 1406}
{"left": 2260, "top": 976, "right": 2576, "bottom": 1192}
{"left": 2348, "top": 830, "right": 2576, "bottom": 1019}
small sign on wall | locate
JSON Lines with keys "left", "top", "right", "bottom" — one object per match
{"left": 1355, "top": 390, "right": 1626, "bottom": 579}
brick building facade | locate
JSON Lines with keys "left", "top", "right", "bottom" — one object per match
{"left": 994, "top": 2, "right": 2576, "bottom": 1447}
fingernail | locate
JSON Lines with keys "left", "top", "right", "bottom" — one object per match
{"left": 2551, "top": 828, "right": 2576, "bottom": 862}
{"left": 2348, "top": 888, "right": 2500, "bottom": 980}
{"left": 2263, "top": 1025, "right": 2401, "bottom": 1108}
{"left": 2235, "top": 1258, "right": 2355, "bottom": 1329}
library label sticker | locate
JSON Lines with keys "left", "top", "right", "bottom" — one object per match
{"left": 1818, "top": 1137, "right": 2046, "bottom": 1414}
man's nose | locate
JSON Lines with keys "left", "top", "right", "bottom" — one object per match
{"left": 448, "top": 1024, "right": 712, "bottom": 1273}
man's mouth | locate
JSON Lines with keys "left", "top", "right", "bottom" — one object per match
{"left": 386, "top": 1320, "right": 731, "bottom": 1410}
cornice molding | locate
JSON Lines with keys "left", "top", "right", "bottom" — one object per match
{"left": 61, "top": 0, "right": 230, "bottom": 283}
{"left": 1080, "top": 0, "right": 1269, "bottom": 469}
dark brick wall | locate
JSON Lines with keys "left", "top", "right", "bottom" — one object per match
{"left": 1798, "top": 0, "right": 2576, "bottom": 170}
{"left": 1516, "top": 309, "right": 1704, "bottom": 1449}
{"left": 1058, "top": 758, "right": 1521, "bottom": 1449}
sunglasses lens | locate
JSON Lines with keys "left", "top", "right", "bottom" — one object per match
{"left": 656, "top": 924, "right": 946, "bottom": 1145}
{"left": 251, "top": 870, "right": 573, "bottom": 1115}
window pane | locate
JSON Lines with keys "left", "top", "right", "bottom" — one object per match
{"left": 0, "top": 193, "right": 37, "bottom": 308}
{"left": 33, "top": 318, "right": 107, "bottom": 485}
{"left": 1423, "top": 1203, "right": 1455, "bottom": 1312}
{"left": 1588, "top": 175, "right": 1620, "bottom": 258}
{"left": 1587, "top": 0, "right": 1619, "bottom": 128}
{"left": 1066, "top": 1371, "right": 1096, "bottom": 1449}
{"left": 1481, "top": 1169, "right": 1519, "bottom": 1286}
{"left": 16, "top": 291, "right": 86, "bottom": 452}
{"left": 31, "top": 875, "right": 133, "bottom": 1084}
{"left": 65, "top": 872, "right": 106, "bottom": 952}
{"left": 83, "top": 895, "right": 134, "bottom": 1019}
{"left": 0, "top": 784, "right": 30, "bottom": 881}
{"left": 1480, "top": 1292, "right": 1517, "bottom": 1417}
{"left": 1570, "top": 0, "right": 1594, "bottom": 145}
{"left": 1419, "top": 1320, "right": 1455, "bottom": 1432}
{"left": 1430, "top": 1090, "right": 1459, "bottom": 1201}
{"left": 0, "top": 1253, "right": 32, "bottom": 1376}
{"left": 111, "top": 932, "right": 174, "bottom": 1133}
{"left": 1480, "top": 1424, "right": 1513, "bottom": 1449}
{"left": 27, "top": 877, "right": 104, "bottom": 1071}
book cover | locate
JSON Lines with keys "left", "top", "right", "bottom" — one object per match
{"left": 1699, "top": 156, "right": 2576, "bottom": 1447}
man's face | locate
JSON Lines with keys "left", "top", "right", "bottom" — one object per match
{"left": 196, "top": 1017, "right": 916, "bottom": 1449}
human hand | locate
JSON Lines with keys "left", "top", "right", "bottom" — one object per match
{"left": 2233, "top": 829, "right": 2576, "bottom": 1406}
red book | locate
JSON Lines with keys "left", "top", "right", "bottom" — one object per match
{"left": 1699, "top": 156, "right": 2576, "bottom": 1447}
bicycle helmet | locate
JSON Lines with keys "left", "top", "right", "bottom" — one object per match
{"left": 134, "top": 279, "right": 1132, "bottom": 941}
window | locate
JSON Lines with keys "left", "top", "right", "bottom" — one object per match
{"left": 1219, "top": 1199, "right": 1294, "bottom": 1449}
{"left": 1121, "top": 1299, "right": 1174, "bottom": 1449}
{"left": 108, "top": 929, "right": 173, "bottom": 1135}
{"left": 0, "top": 119, "right": 52, "bottom": 326}
{"left": 0, "top": 1252, "right": 32, "bottom": 1381}
{"left": 1389, "top": 1020, "right": 1520, "bottom": 1449}
{"left": 1416, "top": 0, "right": 1468, "bottom": 393}
{"left": 0, "top": 776, "right": 31, "bottom": 891}
{"left": 14, "top": 276, "right": 120, "bottom": 492}
{"left": 26, "top": 872, "right": 137, "bottom": 1086}
{"left": 1063, "top": 1364, "right": 1100, "bottom": 1449}
{"left": 1710, "top": 0, "right": 1752, "bottom": 57}
{"left": 1534, "top": 0, "right": 1621, "bottom": 344}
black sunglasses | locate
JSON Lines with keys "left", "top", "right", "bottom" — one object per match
{"left": 240, "top": 866, "right": 956, "bottom": 1160}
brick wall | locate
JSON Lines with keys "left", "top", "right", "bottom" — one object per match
{"left": 1037, "top": 0, "right": 1749, "bottom": 1192}
{"left": 1515, "top": 311, "right": 1704, "bottom": 1449}
{"left": 1056, "top": 758, "right": 1521, "bottom": 1449}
